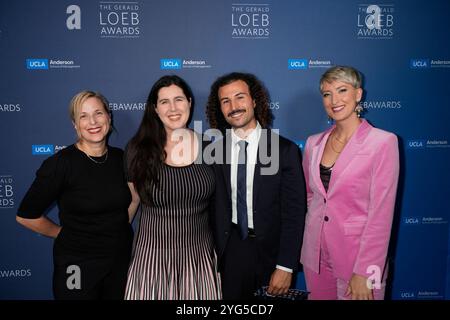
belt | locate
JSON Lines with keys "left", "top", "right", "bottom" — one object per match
{"left": 232, "top": 223, "right": 256, "bottom": 238}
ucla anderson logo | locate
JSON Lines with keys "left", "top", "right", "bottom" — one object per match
{"left": 400, "top": 291, "right": 415, "bottom": 299}
{"left": 410, "top": 59, "right": 430, "bottom": 69}
{"left": 160, "top": 59, "right": 182, "bottom": 70}
{"left": 26, "top": 59, "right": 49, "bottom": 70}
{"left": 26, "top": 59, "right": 79, "bottom": 70}
{"left": 32, "top": 145, "right": 54, "bottom": 155}
{"left": 404, "top": 217, "right": 419, "bottom": 225}
{"left": 288, "top": 59, "right": 308, "bottom": 70}
{"left": 407, "top": 140, "right": 426, "bottom": 149}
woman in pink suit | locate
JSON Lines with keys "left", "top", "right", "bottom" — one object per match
{"left": 300, "top": 66, "right": 400, "bottom": 300}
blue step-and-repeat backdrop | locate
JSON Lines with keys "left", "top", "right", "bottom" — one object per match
{"left": 1, "top": 0, "right": 449, "bottom": 300}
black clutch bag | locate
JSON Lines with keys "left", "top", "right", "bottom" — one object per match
{"left": 254, "top": 286, "right": 309, "bottom": 301}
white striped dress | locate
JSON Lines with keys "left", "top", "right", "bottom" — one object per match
{"left": 124, "top": 162, "right": 222, "bottom": 300}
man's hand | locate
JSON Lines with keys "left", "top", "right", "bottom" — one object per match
{"left": 267, "top": 269, "right": 292, "bottom": 295}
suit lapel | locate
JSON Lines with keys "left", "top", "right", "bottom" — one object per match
{"left": 311, "top": 129, "right": 332, "bottom": 198}
{"left": 252, "top": 129, "right": 269, "bottom": 205}
{"left": 221, "top": 134, "right": 232, "bottom": 199}
{"left": 328, "top": 120, "right": 371, "bottom": 195}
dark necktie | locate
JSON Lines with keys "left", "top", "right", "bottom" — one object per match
{"left": 237, "top": 140, "right": 248, "bottom": 240}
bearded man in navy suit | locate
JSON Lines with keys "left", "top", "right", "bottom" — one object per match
{"left": 206, "top": 72, "right": 306, "bottom": 299}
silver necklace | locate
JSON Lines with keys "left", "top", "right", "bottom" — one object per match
{"left": 85, "top": 149, "right": 108, "bottom": 164}
{"left": 76, "top": 143, "right": 109, "bottom": 164}
{"left": 83, "top": 148, "right": 108, "bottom": 164}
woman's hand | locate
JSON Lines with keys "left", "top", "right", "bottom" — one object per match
{"left": 345, "top": 273, "right": 374, "bottom": 300}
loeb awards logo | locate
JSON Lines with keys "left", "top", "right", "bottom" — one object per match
{"left": 109, "top": 101, "right": 146, "bottom": 111}
{"left": 99, "top": 1, "right": 141, "bottom": 38}
{"left": 0, "top": 269, "right": 32, "bottom": 278}
{"left": 0, "top": 175, "right": 14, "bottom": 209}
{"left": 231, "top": 3, "right": 270, "bottom": 39}
{"left": 0, "top": 103, "right": 21, "bottom": 112}
{"left": 357, "top": 4, "right": 394, "bottom": 39}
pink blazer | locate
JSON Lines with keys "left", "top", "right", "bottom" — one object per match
{"left": 300, "top": 119, "right": 399, "bottom": 281}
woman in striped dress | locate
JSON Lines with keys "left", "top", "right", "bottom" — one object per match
{"left": 124, "top": 75, "right": 221, "bottom": 300}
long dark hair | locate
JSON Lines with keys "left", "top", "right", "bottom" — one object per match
{"left": 127, "top": 75, "right": 194, "bottom": 205}
{"left": 206, "top": 72, "right": 273, "bottom": 134}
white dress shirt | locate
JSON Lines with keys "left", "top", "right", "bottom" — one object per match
{"left": 230, "top": 122, "right": 261, "bottom": 229}
{"left": 230, "top": 122, "right": 292, "bottom": 274}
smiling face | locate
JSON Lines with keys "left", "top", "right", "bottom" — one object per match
{"left": 155, "top": 84, "right": 191, "bottom": 134}
{"left": 74, "top": 97, "right": 111, "bottom": 146}
{"left": 321, "top": 80, "right": 362, "bottom": 123}
{"left": 218, "top": 79, "right": 257, "bottom": 132}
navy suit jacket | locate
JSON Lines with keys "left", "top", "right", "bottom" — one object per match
{"left": 211, "top": 129, "right": 306, "bottom": 277}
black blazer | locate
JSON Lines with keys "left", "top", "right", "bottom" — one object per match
{"left": 211, "top": 129, "right": 306, "bottom": 277}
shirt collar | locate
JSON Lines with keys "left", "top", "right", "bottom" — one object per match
{"left": 231, "top": 121, "right": 262, "bottom": 147}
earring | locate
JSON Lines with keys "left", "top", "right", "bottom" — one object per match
{"left": 355, "top": 102, "right": 363, "bottom": 118}
{"left": 327, "top": 116, "right": 334, "bottom": 125}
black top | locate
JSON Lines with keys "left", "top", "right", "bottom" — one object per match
{"left": 17, "top": 144, "right": 132, "bottom": 254}
{"left": 319, "top": 163, "right": 333, "bottom": 192}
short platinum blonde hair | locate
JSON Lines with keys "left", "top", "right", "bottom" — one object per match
{"left": 320, "top": 66, "right": 362, "bottom": 93}
{"left": 69, "top": 90, "right": 110, "bottom": 123}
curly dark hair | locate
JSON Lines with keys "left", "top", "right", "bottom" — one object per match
{"left": 206, "top": 72, "right": 273, "bottom": 134}
{"left": 127, "top": 75, "right": 194, "bottom": 205}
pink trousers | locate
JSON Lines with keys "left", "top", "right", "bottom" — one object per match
{"left": 304, "top": 230, "right": 386, "bottom": 300}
